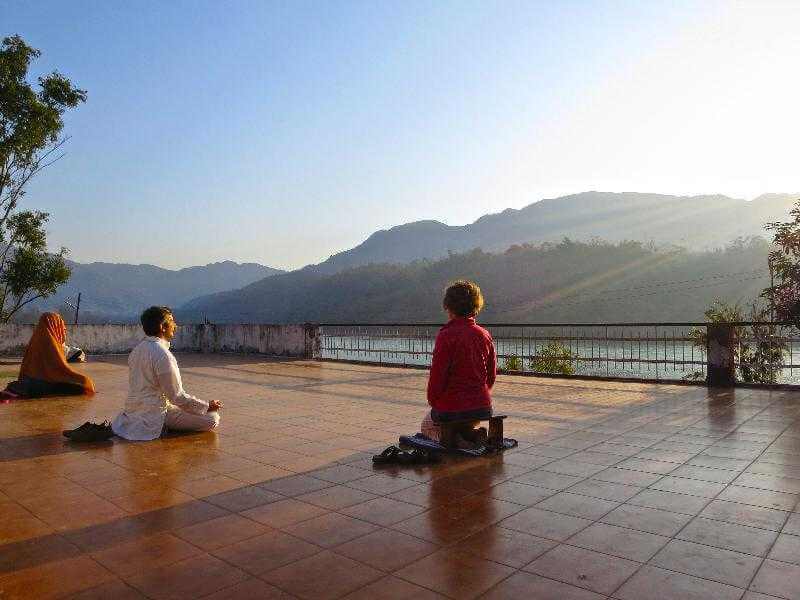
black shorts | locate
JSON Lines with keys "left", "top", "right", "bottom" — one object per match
{"left": 431, "top": 406, "right": 492, "bottom": 423}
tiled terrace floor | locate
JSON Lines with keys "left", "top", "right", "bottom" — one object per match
{"left": 1, "top": 355, "right": 799, "bottom": 599}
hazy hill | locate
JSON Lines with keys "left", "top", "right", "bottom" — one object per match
{"left": 311, "top": 192, "right": 798, "bottom": 274}
{"left": 32, "top": 261, "right": 282, "bottom": 322}
{"left": 180, "top": 237, "right": 772, "bottom": 324}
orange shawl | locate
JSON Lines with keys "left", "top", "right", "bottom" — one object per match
{"left": 19, "top": 313, "right": 95, "bottom": 394}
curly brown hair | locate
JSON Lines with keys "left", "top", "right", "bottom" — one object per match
{"left": 443, "top": 280, "right": 484, "bottom": 317}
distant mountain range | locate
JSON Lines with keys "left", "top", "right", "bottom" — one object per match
{"left": 26, "top": 191, "right": 800, "bottom": 323}
{"left": 29, "top": 261, "right": 283, "bottom": 322}
{"left": 180, "top": 191, "right": 799, "bottom": 323}
{"left": 309, "top": 192, "right": 799, "bottom": 273}
{"left": 179, "top": 237, "right": 773, "bottom": 324}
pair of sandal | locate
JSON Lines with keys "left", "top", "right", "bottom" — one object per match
{"left": 372, "top": 445, "right": 440, "bottom": 465}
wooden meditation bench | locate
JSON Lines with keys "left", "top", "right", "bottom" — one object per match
{"left": 439, "top": 415, "right": 506, "bottom": 449}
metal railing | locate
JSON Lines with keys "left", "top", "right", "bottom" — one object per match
{"left": 318, "top": 322, "right": 800, "bottom": 385}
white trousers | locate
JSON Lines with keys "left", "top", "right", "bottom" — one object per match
{"left": 164, "top": 405, "right": 220, "bottom": 432}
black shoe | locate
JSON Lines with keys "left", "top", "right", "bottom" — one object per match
{"left": 372, "top": 445, "right": 401, "bottom": 464}
{"left": 64, "top": 420, "right": 114, "bottom": 442}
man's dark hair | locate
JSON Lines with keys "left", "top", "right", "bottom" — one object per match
{"left": 443, "top": 280, "right": 484, "bottom": 317}
{"left": 140, "top": 306, "right": 173, "bottom": 336}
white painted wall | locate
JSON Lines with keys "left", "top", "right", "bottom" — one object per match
{"left": 0, "top": 324, "right": 319, "bottom": 357}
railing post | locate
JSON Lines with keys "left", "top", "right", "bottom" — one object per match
{"left": 706, "top": 323, "right": 736, "bottom": 387}
{"left": 304, "top": 323, "right": 320, "bottom": 359}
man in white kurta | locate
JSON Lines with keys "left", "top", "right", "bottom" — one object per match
{"left": 112, "top": 307, "right": 221, "bottom": 441}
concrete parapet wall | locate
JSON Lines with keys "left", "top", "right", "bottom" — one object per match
{"left": 0, "top": 323, "right": 319, "bottom": 357}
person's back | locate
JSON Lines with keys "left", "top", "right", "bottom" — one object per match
{"left": 423, "top": 280, "right": 496, "bottom": 446}
{"left": 427, "top": 316, "right": 495, "bottom": 414}
{"left": 1, "top": 312, "right": 95, "bottom": 399}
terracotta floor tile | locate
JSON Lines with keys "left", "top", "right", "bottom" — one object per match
{"left": 67, "top": 464, "right": 134, "bottom": 486}
{"left": 617, "top": 457, "right": 679, "bottom": 475}
{"left": 768, "top": 533, "right": 800, "bottom": 565}
{"left": 201, "top": 454, "right": 263, "bottom": 474}
{"left": 241, "top": 498, "right": 328, "bottom": 528}
{"left": 700, "top": 499, "right": 790, "bottom": 532}
{"left": 204, "top": 485, "right": 285, "bottom": 512}
{"left": 511, "top": 470, "right": 584, "bottom": 491}
{"left": 570, "top": 450, "right": 627, "bottom": 466}
{"left": 614, "top": 564, "right": 744, "bottom": 600}
{"left": 635, "top": 448, "right": 699, "bottom": 464}
{"left": 601, "top": 503, "right": 692, "bottom": 536}
{"left": 174, "top": 513, "right": 269, "bottom": 550}
{"left": 341, "top": 575, "right": 448, "bottom": 599}
{"left": 390, "top": 510, "right": 487, "bottom": 545}
{"left": 91, "top": 532, "right": 203, "bottom": 577}
{"left": 455, "top": 526, "right": 556, "bottom": 568}
{"left": 718, "top": 485, "right": 799, "bottom": 512}
{"left": 500, "top": 507, "right": 593, "bottom": 541}
{"left": 173, "top": 474, "right": 244, "bottom": 497}
{"left": 296, "top": 484, "right": 377, "bottom": 510}
{"left": 687, "top": 454, "right": 752, "bottom": 470}
{"left": 784, "top": 513, "right": 800, "bottom": 535}
{"left": 649, "top": 475, "right": 727, "bottom": 498}
{"left": 0, "top": 533, "right": 82, "bottom": 576}
{"left": 678, "top": 516, "right": 779, "bottom": 556}
{"left": 32, "top": 497, "right": 129, "bottom": 533}
{"left": 567, "top": 522, "right": 669, "bottom": 562}
{"left": 750, "top": 559, "right": 800, "bottom": 599}
{"left": 386, "top": 483, "right": 436, "bottom": 507}
{"left": 259, "top": 474, "right": 335, "bottom": 497}
{"left": 262, "top": 550, "right": 383, "bottom": 600}
{"left": 626, "top": 488, "right": 710, "bottom": 515}
{"left": 282, "top": 512, "right": 378, "bottom": 548}
{"left": 524, "top": 543, "right": 640, "bottom": 595}
{"left": 540, "top": 458, "right": 607, "bottom": 478}
{"left": 742, "top": 591, "right": 789, "bottom": 600}
{"left": 395, "top": 549, "right": 514, "bottom": 600}
{"left": 0, "top": 556, "right": 114, "bottom": 600}
{"left": 65, "top": 500, "right": 229, "bottom": 552}
{"left": 310, "top": 465, "right": 371, "bottom": 484}
{"left": 334, "top": 528, "right": 438, "bottom": 571}
{"left": 0, "top": 504, "right": 53, "bottom": 544}
{"left": 125, "top": 553, "right": 248, "bottom": 599}
{"left": 226, "top": 464, "right": 296, "bottom": 485}
{"left": 592, "top": 467, "right": 663, "bottom": 487}
{"left": 107, "top": 487, "right": 195, "bottom": 513}
{"left": 212, "top": 529, "right": 322, "bottom": 575}
{"left": 487, "top": 481, "right": 554, "bottom": 506}
{"left": 567, "top": 478, "right": 642, "bottom": 503}
{"left": 651, "top": 539, "right": 761, "bottom": 588}
{"left": 669, "top": 464, "right": 741, "bottom": 484}
{"left": 66, "top": 578, "right": 148, "bottom": 599}
{"left": 201, "top": 577, "right": 296, "bottom": 599}
{"left": 344, "top": 474, "right": 418, "bottom": 495}
{"left": 735, "top": 473, "right": 800, "bottom": 495}
{"left": 340, "top": 496, "right": 426, "bottom": 526}
{"left": 480, "top": 571, "right": 604, "bottom": 600}
{"left": 535, "top": 491, "right": 619, "bottom": 519}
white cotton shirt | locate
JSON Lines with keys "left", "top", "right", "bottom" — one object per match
{"left": 111, "top": 336, "right": 209, "bottom": 441}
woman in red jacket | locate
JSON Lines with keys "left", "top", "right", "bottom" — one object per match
{"left": 422, "top": 280, "right": 496, "bottom": 448}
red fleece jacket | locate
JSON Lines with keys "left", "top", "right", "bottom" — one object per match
{"left": 426, "top": 317, "right": 496, "bottom": 413}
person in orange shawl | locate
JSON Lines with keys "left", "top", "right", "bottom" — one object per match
{"left": 2, "top": 313, "right": 95, "bottom": 398}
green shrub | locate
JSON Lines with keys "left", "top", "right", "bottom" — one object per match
{"left": 502, "top": 354, "right": 523, "bottom": 371}
{"left": 530, "top": 341, "right": 575, "bottom": 375}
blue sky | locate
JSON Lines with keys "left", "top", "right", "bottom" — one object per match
{"left": 3, "top": 1, "right": 799, "bottom": 269}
